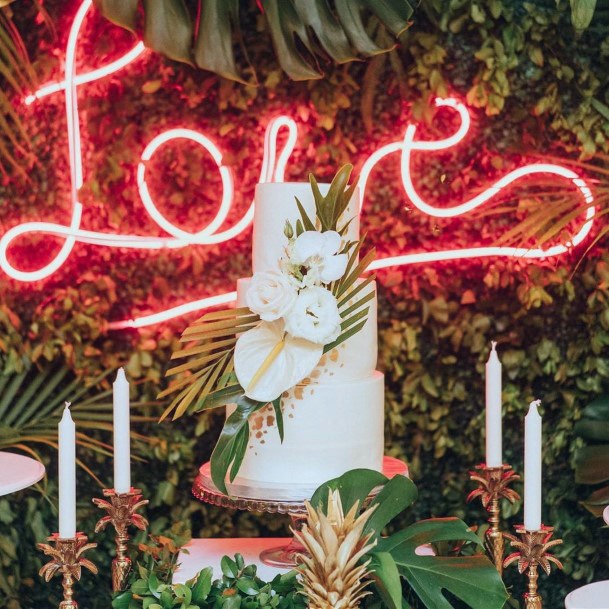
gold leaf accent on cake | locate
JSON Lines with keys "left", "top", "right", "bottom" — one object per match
{"left": 330, "top": 349, "right": 340, "bottom": 362}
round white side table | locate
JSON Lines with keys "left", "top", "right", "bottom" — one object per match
{"left": 0, "top": 451, "right": 45, "bottom": 496}
{"left": 565, "top": 581, "right": 609, "bottom": 609}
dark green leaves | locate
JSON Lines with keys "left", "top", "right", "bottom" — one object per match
{"left": 194, "top": 0, "right": 245, "bottom": 84}
{"left": 574, "top": 395, "right": 609, "bottom": 516}
{"left": 93, "top": 0, "right": 139, "bottom": 32}
{"left": 310, "top": 468, "right": 388, "bottom": 513}
{"left": 93, "top": 0, "right": 416, "bottom": 82}
{"left": 113, "top": 553, "right": 306, "bottom": 609}
{"left": 142, "top": 0, "right": 193, "bottom": 65}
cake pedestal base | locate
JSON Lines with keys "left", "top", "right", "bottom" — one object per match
{"left": 192, "top": 456, "right": 408, "bottom": 569}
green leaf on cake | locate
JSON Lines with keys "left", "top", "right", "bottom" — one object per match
{"left": 335, "top": 248, "right": 376, "bottom": 299}
{"left": 324, "top": 279, "right": 376, "bottom": 353}
{"left": 211, "top": 395, "right": 267, "bottom": 495}
{"left": 159, "top": 307, "right": 259, "bottom": 421}
{"left": 306, "top": 164, "right": 357, "bottom": 233}
{"left": 295, "top": 198, "right": 316, "bottom": 231}
{"left": 272, "top": 397, "right": 284, "bottom": 443}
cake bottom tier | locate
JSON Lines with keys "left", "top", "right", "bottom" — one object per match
{"left": 226, "top": 372, "right": 384, "bottom": 500}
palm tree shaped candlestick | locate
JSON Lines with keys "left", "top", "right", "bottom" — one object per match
{"left": 467, "top": 464, "right": 520, "bottom": 574}
{"left": 93, "top": 488, "right": 148, "bottom": 592}
{"left": 504, "top": 525, "right": 563, "bottom": 609}
{"left": 38, "top": 533, "right": 98, "bottom": 609}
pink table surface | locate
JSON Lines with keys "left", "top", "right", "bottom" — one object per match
{"left": 0, "top": 452, "right": 45, "bottom": 496}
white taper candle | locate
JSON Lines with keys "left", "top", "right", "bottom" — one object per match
{"left": 485, "top": 341, "right": 502, "bottom": 468}
{"left": 58, "top": 403, "right": 76, "bottom": 538}
{"left": 524, "top": 399, "right": 543, "bottom": 531}
{"left": 113, "top": 368, "right": 131, "bottom": 494}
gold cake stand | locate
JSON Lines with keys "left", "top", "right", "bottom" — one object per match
{"left": 192, "top": 456, "right": 409, "bottom": 568}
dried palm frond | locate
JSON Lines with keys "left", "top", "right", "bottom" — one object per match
{"left": 0, "top": 360, "right": 155, "bottom": 485}
{"left": 295, "top": 490, "right": 377, "bottom": 609}
{"left": 159, "top": 307, "right": 260, "bottom": 421}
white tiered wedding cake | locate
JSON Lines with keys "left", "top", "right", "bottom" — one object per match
{"left": 228, "top": 182, "right": 385, "bottom": 498}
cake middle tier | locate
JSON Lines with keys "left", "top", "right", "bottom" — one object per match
{"left": 237, "top": 277, "right": 378, "bottom": 381}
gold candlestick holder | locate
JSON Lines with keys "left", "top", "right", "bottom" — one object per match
{"left": 467, "top": 463, "right": 520, "bottom": 574}
{"left": 93, "top": 488, "right": 148, "bottom": 592}
{"left": 504, "top": 525, "right": 563, "bottom": 609}
{"left": 38, "top": 532, "right": 98, "bottom": 609}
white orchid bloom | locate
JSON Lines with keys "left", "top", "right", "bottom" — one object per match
{"left": 291, "top": 230, "right": 348, "bottom": 285}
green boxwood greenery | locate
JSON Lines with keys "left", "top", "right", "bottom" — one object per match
{"left": 1, "top": 1, "right": 609, "bottom": 607}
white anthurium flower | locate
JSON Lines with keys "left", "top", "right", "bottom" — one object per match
{"left": 234, "top": 319, "right": 323, "bottom": 402}
{"left": 291, "top": 230, "right": 348, "bottom": 284}
{"left": 246, "top": 270, "right": 298, "bottom": 321}
{"left": 284, "top": 286, "right": 342, "bottom": 345}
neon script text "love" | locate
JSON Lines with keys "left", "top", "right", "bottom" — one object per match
{"left": 2, "top": 0, "right": 595, "bottom": 329}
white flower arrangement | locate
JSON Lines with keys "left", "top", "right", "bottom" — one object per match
{"left": 235, "top": 229, "right": 348, "bottom": 401}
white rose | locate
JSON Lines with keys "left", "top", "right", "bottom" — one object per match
{"left": 291, "top": 230, "right": 348, "bottom": 285}
{"left": 246, "top": 271, "right": 297, "bottom": 321}
{"left": 284, "top": 286, "right": 342, "bottom": 344}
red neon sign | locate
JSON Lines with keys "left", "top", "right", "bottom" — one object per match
{"left": 2, "top": 0, "right": 596, "bottom": 329}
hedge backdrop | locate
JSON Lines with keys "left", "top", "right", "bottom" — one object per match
{"left": 1, "top": 1, "right": 609, "bottom": 607}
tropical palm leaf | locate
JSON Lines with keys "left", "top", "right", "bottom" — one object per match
{"left": 93, "top": 0, "right": 416, "bottom": 83}
{"left": 159, "top": 307, "right": 260, "bottom": 421}
{"left": 0, "top": 359, "right": 155, "bottom": 485}
{"left": 0, "top": 2, "right": 51, "bottom": 177}
{"left": 470, "top": 154, "right": 609, "bottom": 264}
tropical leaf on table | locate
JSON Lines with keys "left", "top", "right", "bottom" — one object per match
{"left": 93, "top": 0, "right": 416, "bottom": 83}
{"left": 159, "top": 307, "right": 260, "bottom": 422}
{"left": 377, "top": 518, "right": 508, "bottom": 609}
{"left": 310, "top": 469, "right": 507, "bottom": 609}
{"left": 0, "top": 359, "right": 155, "bottom": 485}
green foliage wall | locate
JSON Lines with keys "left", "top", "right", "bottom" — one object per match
{"left": 1, "top": 1, "right": 609, "bottom": 607}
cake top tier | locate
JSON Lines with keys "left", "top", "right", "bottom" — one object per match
{"left": 252, "top": 182, "right": 361, "bottom": 274}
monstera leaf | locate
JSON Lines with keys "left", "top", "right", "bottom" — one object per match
{"left": 377, "top": 518, "right": 508, "bottom": 609}
{"left": 310, "top": 469, "right": 508, "bottom": 609}
{"left": 93, "top": 0, "right": 416, "bottom": 83}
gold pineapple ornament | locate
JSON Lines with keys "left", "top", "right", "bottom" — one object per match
{"left": 294, "top": 490, "right": 377, "bottom": 609}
